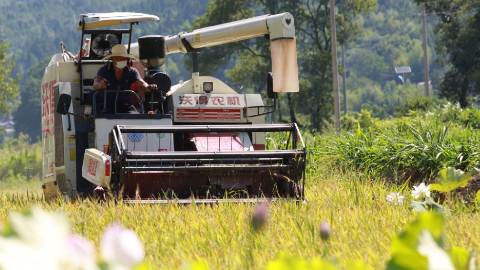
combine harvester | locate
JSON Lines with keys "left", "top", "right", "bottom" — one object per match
{"left": 41, "top": 12, "right": 306, "bottom": 203}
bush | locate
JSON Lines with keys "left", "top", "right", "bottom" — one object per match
{"left": 0, "top": 134, "right": 42, "bottom": 183}
{"left": 459, "top": 108, "right": 480, "bottom": 129}
{"left": 340, "top": 109, "right": 379, "bottom": 131}
{"left": 394, "top": 97, "right": 446, "bottom": 117}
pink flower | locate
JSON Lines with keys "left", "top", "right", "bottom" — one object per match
{"left": 251, "top": 203, "right": 268, "bottom": 231}
{"left": 101, "top": 224, "right": 145, "bottom": 269}
{"left": 319, "top": 221, "right": 331, "bottom": 241}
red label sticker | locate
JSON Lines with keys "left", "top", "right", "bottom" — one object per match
{"left": 88, "top": 159, "right": 98, "bottom": 176}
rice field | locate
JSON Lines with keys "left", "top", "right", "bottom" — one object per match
{"left": 0, "top": 163, "right": 478, "bottom": 269}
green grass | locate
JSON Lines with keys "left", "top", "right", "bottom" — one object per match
{"left": 0, "top": 165, "right": 478, "bottom": 270}
{"left": 321, "top": 111, "right": 480, "bottom": 184}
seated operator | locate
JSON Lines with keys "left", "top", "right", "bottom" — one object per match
{"left": 93, "top": 44, "right": 157, "bottom": 114}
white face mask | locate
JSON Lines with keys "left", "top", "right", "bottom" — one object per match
{"left": 115, "top": 60, "right": 127, "bottom": 69}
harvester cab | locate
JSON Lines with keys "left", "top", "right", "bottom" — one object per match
{"left": 42, "top": 12, "right": 306, "bottom": 203}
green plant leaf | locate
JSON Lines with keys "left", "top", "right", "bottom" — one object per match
{"left": 394, "top": 212, "right": 445, "bottom": 251}
{"left": 469, "top": 167, "right": 480, "bottom": 176}
{"left": 386, "top": 246, "right": 428, "bottom": 270}
{"left": 431, "top": 168, "right": 471, "bottom": 192}
{"left": 410, "top": 198, "right": 445, "bottom": 214}
{"left": 448, "top": 246, "right": 472, "bottom": 270}
{"left": 387, "top": 213, "right": 446, "bottom": 270}
{"left": 423, "top": 197, "right": 446, "bottom": 213}
{"left": 410, "top": 200, "right": 427, "bottom": 212}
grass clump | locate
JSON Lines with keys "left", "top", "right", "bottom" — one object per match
{"left": 320, "top": 103, "right": 480, "bottom": 184}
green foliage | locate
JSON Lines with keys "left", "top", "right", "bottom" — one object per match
{"left": 12, "top": 57, "right": 49, "bottom": 141}
{"left": 341, "top": 109, "right": 378, "bottom": 131}
{"left": 387, "top": 212, "right": 477, "bottom": 270}
{"left": 459, "top": 109, "right": 480, "bottom": 129}
{"left": 430, "top": 168, "right": 471, "bottom": 192}
{"left": 0, "top": 134, "right": 41, "bottom": 185}
{"left": 341, "top": 0, "right": 444, "bottom": 119}
{"left": 410, "top": 197, "right": 445, "bottom": 213}
{"left": 321, "top": 102, "right": 480, "bottom": 183}
{"left": 190, "top": 0, "right": 254, "bottom": 76}
{"left": 413, "top": 0, "right": 480, "bottom": 107}
{"left": 0, "top": 40, "right": 19, "bottom": 115}
{"left": 394, "top": 97, "right": 446, "bottom": 117}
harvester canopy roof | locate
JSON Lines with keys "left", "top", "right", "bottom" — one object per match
{"left": 77, "top": 12, "right": 159, "bottom": 30}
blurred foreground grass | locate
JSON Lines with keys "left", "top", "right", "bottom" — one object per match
{"left": 0, "top": 165, "right": 478, "bottom": 270}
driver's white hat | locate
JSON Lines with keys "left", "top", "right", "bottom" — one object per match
{"left": 103, "top": 44, "right": 137, "bottom": 60}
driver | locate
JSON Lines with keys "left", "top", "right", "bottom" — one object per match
{"left": 93, "top": 44, "right": 157, "bottom": 114}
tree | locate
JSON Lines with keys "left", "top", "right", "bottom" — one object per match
{"left": 414, "top": 0, "right": 480, "bottom": 107}
{"left": 0, "top": 40, "right": 19, "bottom": 115}
{"left": 13, "top": 58, "right": 49, "bottom": 142}
{"left": 189, "top": 0, "right": 376, "bottom": 130}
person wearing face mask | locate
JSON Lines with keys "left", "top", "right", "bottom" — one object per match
{"left": 93, "top": 44, "right": 157, "bottom": 114}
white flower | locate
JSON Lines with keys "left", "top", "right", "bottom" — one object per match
{"left": 417, "top": 230, "right": 455, "bottom": 270}
{"left": 412, "top": 183, "right": 431, "bottom": 199}
{"left": 0, "top": 207, "right": 99, "bottom": 270}
{"left": 101, "top": 224, "right": 145, "bottom": 269}
{"left": 386, "top": 192, "right": 405, "bottom": 205}
{"left": 0, "top": 238, "right": 59, "bottom": 270}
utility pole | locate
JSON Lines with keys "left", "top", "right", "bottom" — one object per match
{"left": 342, "top": 45, "right": 347, "bottom": 115}
{"left": 422, "top": 3, "right": 430, "bottom": 97}
{"left": 330, "top": 0, "right": 340, "bottom": 129}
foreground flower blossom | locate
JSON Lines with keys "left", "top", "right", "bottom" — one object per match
{"left": 101, "top": 224, "right": 145, "bottom": 269}
{"left": 251, "top": 203, "right": 269, "bottom": 231}
{"left": 0, "top": 207, "right": 99, "bottom": 270}
{"left": 65, "top": 234, "right": 98, "bottom": 270}
{"left": 386, "top": 192, "right": 405, "bottom": 205}
{"left": 319, "top": 221, "right": 332, "bottom": 241}
{"left": 412, "top": 183, "right": 431, "bottom": 199}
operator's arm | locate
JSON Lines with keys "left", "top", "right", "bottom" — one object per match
{"left": 93, "top": 66, "right": 109, "bottom": 90}
{"left": 135, "top": 78, "right": 157, "bottom": 93}
{"left": 93, "top": 77, "right": 108, "bottom": 90}
{"left": 130, "top": 67, "right": 157, "bottom": 93}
